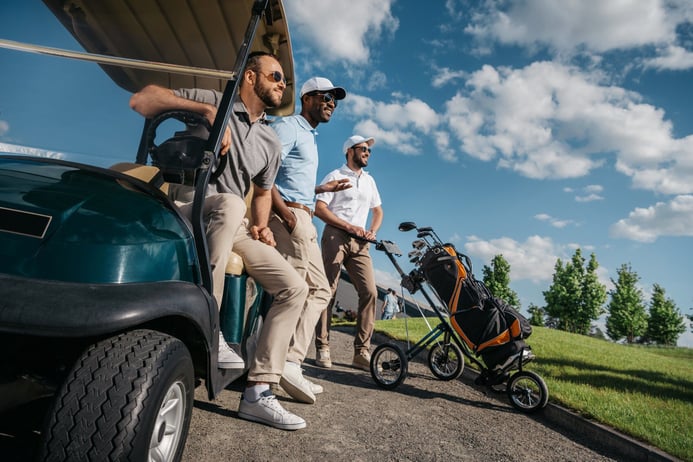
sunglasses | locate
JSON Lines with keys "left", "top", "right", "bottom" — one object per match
{"left": 261, "top": 70, "right": 286, "bottom": 84}
{"left": 307, "top": 91, "right": 338, "bottom": 106}
{"left": 352, "top": 146, "right": 371, "bottom": 153}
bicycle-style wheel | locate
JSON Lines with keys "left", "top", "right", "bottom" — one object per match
{"left": 428, "top": 341, "right": 464, "bottom": 380}
{"left": 370, "top": 343, "right": 408, "bottom": 390}
{"left": 506, "top": 370, "right": 549, "bottom": 413}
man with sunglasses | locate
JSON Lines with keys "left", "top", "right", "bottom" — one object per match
{"left": 130, "top": 52, "right": 309, "bottom": 430}
{"left": 268, "top": 77, "right": 348, "bottom": 403}
{"left": 314, "top": 135, "right": 383, "bottom": 371}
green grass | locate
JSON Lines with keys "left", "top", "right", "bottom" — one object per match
{"left": 362, "top": 318, "right": 693, "bottom": 461}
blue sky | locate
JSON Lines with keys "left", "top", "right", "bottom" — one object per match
{"left": 1, "top": 0, "right": 692, "bottom": 345}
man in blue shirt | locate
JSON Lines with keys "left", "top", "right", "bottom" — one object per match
{"left": 269, "top": 77, "right": 348, "bottom": 403}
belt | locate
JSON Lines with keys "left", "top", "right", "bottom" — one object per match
{"left": 284, "top": 201, "right": 313, "bottom": 218}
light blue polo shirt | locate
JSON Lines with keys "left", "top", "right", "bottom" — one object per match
{"left": 270, "top": 115, "right": 319, "bottom": 207}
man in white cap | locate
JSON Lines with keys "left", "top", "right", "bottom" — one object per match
{"left": 269, "top": 77, "right": 349, "bottom": 402}
{"left": 314, "top": 135, "right": 383, "bottom": 371}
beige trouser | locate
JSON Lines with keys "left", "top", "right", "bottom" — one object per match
{"left": 178, "top": 193, "right": 307, "bottom": 384}
{"left": 269, "top": 208, "right": 332, "bottom": 365}
{"left": 316, "top": 225, "right": 377, "bottom": 354}
{"left": 231, "top": 220, "right": 308, "bottom": 384}
{"left": 176, "top": 193, "right": 245, "bottom": 308}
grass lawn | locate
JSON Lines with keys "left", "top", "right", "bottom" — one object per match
{"left": 364, "top": 318, "right": 693, "bottom": 461}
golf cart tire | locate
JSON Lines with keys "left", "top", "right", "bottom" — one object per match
{"left": 39, "top": 329, "right": 194, "bottom": 462}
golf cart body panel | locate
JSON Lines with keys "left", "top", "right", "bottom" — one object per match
{"left": 0, "top": 156, "right": 198, "bottom": 283}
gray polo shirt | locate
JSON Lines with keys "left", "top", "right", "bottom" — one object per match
{"left": 173, "top": 88, "right": 281, "bottom": 198}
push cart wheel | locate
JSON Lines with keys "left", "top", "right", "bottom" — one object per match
{"left": 428, "top": 341, "right": 464, "bottom": 381}
{"left": 506, "top": 370, "right": 549, "bottom": 413}
{"left": 370, "top": 343, "right": 408, "bottom": 390}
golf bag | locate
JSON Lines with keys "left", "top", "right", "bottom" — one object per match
{"left": 418, "top": 244, "right": 532, "bottom": 369}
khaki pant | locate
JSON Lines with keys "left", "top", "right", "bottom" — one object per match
{"left": 269, "top": 208, "right": 331, "bottom": 364}
{"left": 179, "top": 193, "right": 307, "bottom": 384}
{"left": 176, "top": 193, "right": 245, "bottom": 308}
{"left": 316, "top": 225, "right": 377, "bottom": 354}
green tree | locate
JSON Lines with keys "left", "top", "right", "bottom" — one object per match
{"left": 482, "top": 254, "right": 520, "bottom": 307}
{"left": 543, "top": 248, "right": 606, "bottom": 335}
{"left": 605, "top": 264, "right": 648, "bottom": 343}
{"left": 645, "top": 284, "right": 685, "bottom": 346}
{"left": 527, "top": 303, "right": 545, "bottom": 327}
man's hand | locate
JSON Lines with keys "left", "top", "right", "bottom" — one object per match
{"left": 203, "top": 107, "right": 231, "bottom": 155}
{"left": 250, "top": 225, "right": 276, "bottom": 246}
{"left": 316, "top": 178, "right": 351, "bottom": 194}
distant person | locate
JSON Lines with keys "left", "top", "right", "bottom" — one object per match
{"left": 269, "top": 76, "right": 348, "bottom": 404}
{"left": 381, "top": 289, "right": 399, "bottom": 320}
{"left": 130, "top": 51, "right": 308, "bottom": 430}
{"left": 314, "top": 135, "right": 383, "bottom": 371}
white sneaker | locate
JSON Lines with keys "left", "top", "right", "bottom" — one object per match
{"left": 280, "top": 361, "right": 316, "bottom": 404}
{"left": 238, "top": 390, "right": 306, "bottom": 430}
{"left": 307, "top": 378, "right": 323, "bottom": 395}
{"left": 218, "top": 332, "right": 244, "bottom": 369}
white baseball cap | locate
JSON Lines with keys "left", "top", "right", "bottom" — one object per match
{"left": 300, "top": 77, "right": 346, "bottom": 100}
{"left": 342, "top": 135, "right": 375, "bottom": 154}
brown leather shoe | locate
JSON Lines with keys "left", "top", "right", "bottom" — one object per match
{"left": 352, "top": 351, "right": 371, "bottom": 371}
{"left": 316, "top": 347, "right": 332, "bottom": 368}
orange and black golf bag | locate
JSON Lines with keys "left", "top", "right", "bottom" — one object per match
{"left": 418, "top": 244, "right": 532, "bottom": 369}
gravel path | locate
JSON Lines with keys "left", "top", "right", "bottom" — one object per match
{"left": 182, "top": 327, "right": 627, "bottom": 462}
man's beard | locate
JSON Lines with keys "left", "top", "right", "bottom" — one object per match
{"left": 353, "top": 156, "right": 368, "bottom": 168}
{"left": 254, "top": 80, "right": 281, "bottom": 108}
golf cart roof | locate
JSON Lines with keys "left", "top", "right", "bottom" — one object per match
{"left": 42, "top": 0, "right": 295, "bottom": 115}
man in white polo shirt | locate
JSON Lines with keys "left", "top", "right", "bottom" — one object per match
{"left": 314, "top": 135, "right": 383, "bottom": 371}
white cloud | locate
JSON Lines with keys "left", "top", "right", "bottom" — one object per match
{"left": 464, "top": 234, "right": 560, "bottom": 283}
{"left": 463, "top": 0, "right": 690, "bottom": 68}
{"left": 284, "top": 0, "right": 399, "bottom": 64}
{"left": 432, "top": 67, "right": 467, "bottom": 88}
{"left": 344, "top": 94, "right": 440, "bottom": 154}
{"left": 443, "top": 61, "right": 693, "bottom": 191}
{"left": 644, "top": 45, "right": 693, "bottom": 71}
{"left": 0, "top": 120, "right": 8, "bottom": 136}
{"left": 610, "top": 195, "right": 693, "bottom": 242}
{"left": 572, "top": 184, "right": 604, "bottom": 202}
{"left": 534, "top": 213, "right": 574, "bottom": 229}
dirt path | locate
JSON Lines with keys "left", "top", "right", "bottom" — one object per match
{"left": 182, "top": 327, "right": 627, "bottom": 462}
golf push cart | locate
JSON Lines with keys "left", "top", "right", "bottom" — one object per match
{"left": 0, "top": 1, "right": 293, "bottom": 460}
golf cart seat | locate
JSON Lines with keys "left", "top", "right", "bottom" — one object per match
{"left": 110, "top": 162, "right": 170, "bottom": 195}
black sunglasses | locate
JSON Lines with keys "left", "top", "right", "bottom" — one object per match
{"left": 352, "top": 146, "right": 371, "bottom": 153}
{"left": 307, "top": 91, "right": 337, "bottom": 106}
{"left": 261, "top": 70, "right": 286, "bottom": 84}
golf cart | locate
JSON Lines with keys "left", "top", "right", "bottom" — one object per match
{"left": 0, "top": 0, "right": 293, "bottom": 460}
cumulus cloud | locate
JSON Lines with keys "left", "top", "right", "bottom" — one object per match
{"left": 344, "top": 94, "right": 439, "bottom": 154}
{"left": 442, "top": 61, "right": 693, "bottom": 192}
{"left": 534, "top": 213, "right": 575, "bottom": 229}
{"left": 284, "top": 0, "right": 399, "bottom": 65}
{"left": 610, "top": 195, "right": 693, "bottom": 242}
{"left": 463, "top": 0, "right": 693, "bottom": 70}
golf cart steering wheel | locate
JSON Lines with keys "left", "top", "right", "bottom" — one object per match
{"left": 145, "top": 110, "right": 227, "bottom": 185}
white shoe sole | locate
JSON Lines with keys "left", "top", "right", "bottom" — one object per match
{"left": 279, "top": 376, "right": 316, "bottom": 404}
{"left": 238, "top": 408, "right": 306, "bottom": 431}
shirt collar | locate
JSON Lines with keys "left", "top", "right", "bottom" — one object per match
{"left": 233, "top": 98, "right": 269, "bottom": 124}
{"left": 296, "top": 114, "right": 317, "bottom": 133}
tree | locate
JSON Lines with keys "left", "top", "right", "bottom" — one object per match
{"left": 543, "top": 248, "right": 606, "bottom": 335}
{"left": 645, "top": 284, "right": 686, "bottom": 346}
{"left": 605, "top": 264, "right": 648, "bottom": 343}
{"left": 482, "top": 254, "right": 520, "bottom": 307}
{"left": 527, "top": 303, "right": 545, "bottom": 327}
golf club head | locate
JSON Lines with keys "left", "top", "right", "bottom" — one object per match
{"left": 408, "top": 250, "right": 421, "bottom": 259}
{"left": 412, "top": 239, "right": 426, "bottom": 249}
{"left": 398, "top": 221, "right": 417, "bottom": 232}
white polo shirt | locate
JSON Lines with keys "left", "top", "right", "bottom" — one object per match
{"left": 316, "top": 164, "right": 381, "bottom": 228}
